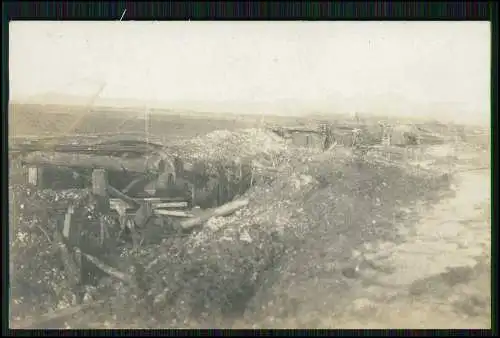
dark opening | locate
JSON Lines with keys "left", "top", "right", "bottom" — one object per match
{"left": 185, "top": 161, "right": 256, "bottom": 209}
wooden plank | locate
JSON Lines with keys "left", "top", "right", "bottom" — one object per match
{"left": 153, "top": 201, "right": 188, "bottom": 209}
{"left": 109, "top": 198, "right": 189, "bottom": 210}
{"left": 180, "top": 199, "right": 249, "bottom": 230}
{"left": 154, "top": 210, "right": 194, "bottom": 217}
{"left": 137, "top": 197, "right": 188, "bottom": 203}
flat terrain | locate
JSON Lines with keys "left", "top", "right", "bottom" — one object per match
{"left": 8, "top": 103, "right": 310, "bottom": 141}
{"left": 8, "top": 103, "right": 491, "bottom": 329}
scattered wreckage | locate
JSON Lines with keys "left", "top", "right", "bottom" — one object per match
{"left": 10, "top": 135, "right": 254, "bottom": 325}
{"left": 12, "top": 136, "right": 252, "bottom": 228}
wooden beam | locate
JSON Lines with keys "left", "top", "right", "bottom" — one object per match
{"left": 180, "top": 199, "right": 249, "bottom": 230}
{"left": 153, "top": 201, "right": 188, "bottom": 209}
{"left": 107, "top": 185, "right": 140, "bottom": 209}
{"left": 121, "top": 176, "right": 149, "bottom": 194}
{"left": 62, "top": 205, "right": 75, "bottom": 239}
{"left": 154, "top": 210, "right": 194, "bottom": 217}
{"left": 22, "top": 151, "right": 163, "bottom": 173}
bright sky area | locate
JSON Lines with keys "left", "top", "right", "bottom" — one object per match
{"left": 10, "top": 21, "right": 490, "bottom": 124}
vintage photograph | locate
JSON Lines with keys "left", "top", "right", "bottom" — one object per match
{"left": 8, "top": 21, "right": 490, "bottom": 329}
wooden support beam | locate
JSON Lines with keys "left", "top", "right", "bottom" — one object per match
{"left": 22, "top": 151, "right": 163, "bottom": 174}
{"left": 138, "top": 197, "right": 188, "bottom": 203}
{"left": 92, "top": 169, "right": 108, "bottom": 197}
{"left": 154, "top": 210, "right": 194, "bottom": 217}
{"left": 180, "top": 199, "right": 249, "bottom": 230}
{"left": 62, "top": 205, "right": 75, "bottom": 239}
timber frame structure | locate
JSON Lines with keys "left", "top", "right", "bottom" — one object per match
{"left": 11, "top": 136, "right": 196, "bottom": 245}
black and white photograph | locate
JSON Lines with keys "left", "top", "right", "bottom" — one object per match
{"left": 8, "top": 21, "right": 491, "bottom": 329}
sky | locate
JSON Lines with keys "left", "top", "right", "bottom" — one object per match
{"left": 10, "top": 21, "right": 491, "bottom": 124}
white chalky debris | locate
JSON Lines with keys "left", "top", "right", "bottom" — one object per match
{"left": 239, "top": 230, "right": 253, "bottom": 243}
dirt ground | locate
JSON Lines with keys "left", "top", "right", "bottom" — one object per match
{"left": 8, "top": 103, "right": 294, "bottom": 141}
{"left": 8, "top": 105, "right": 491, "bottom": 330}
{"left": 228, "top": 145, "right": 490, "bottom": 329}
{"left": 245, "top": 170, "right": 490, "bottom": 329}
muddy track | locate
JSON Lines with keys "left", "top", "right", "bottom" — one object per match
{"left": 278, "top": 169, "right": 490, "bottom": 329}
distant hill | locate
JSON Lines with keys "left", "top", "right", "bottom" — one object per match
{"left": 11, "top": 91, "right": 489, "bottom": 128}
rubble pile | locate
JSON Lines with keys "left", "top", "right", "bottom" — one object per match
{"left": 9, "top": 124, "right": 457, "bottom": 328}
{"left": 141, "top": 170, "right": 321, "bottom": 325}
{"left": 10, "top": 187, "right": 93, "bottom": 319}
{"left": 170, "top": 128, "right": 289, "bottom": 165}
{"left": 121, "top": 147, "right": 451, "bottom": 327}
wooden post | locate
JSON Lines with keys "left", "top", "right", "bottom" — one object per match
{"left": 92, "top": 169, "right": 110, "bottom": 212}
{"left": 62, "top": 205, "right": 75, "bottom": 239}
{"left": 191, "top": 183, "right": 195, "bottom": 208}
{"left": 27, "top": 166, "right": 43, "bottom": 188}
{"left": 92, "top": 169, "right": 108, "bottom": 196}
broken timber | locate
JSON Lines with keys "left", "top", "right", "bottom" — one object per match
{"left": 154, "top": 210, "right": 193, "bottom": 218}
{"left": 110, "top": 198, "right": 191, "bottom": 220}
{"left": 180, "top": 199, "right": 249, "bottom": 230}
{"left": 107, "top": 185, "right": 140, "bottom": 208}
{"left": 75, "top": 248, "right": 134, "bottom": 285}
{"left": 110, "top": 199, "right": 188, "bottom": 210}
{"left": 154, "top": 201, "right": 188, "bottom": 209}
